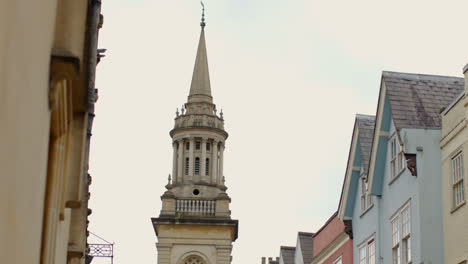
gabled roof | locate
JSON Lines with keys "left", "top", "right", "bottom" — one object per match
{"left": 338, "top": 114, "right": 375, "bottom": 220}
{"left": 280, "top": 246, "right": 296, "bottom": 264}
{"left": 383, "top": 71, "right": 464, "bottom": 129}
{"left": 297, "top": 232, "right": 314, "bottom": 264}
{"left": 368, "top": 71, "right": 464, "bottom": 195}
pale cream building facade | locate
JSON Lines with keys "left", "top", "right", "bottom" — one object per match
{"left": 0, "top": 1, "right": 103, "bottom": 263}
{"left": 151, "top": 17, "right": 238, "bottom": 264}
{"left": 440, "top": 64, "right": 468, "bottom": 264}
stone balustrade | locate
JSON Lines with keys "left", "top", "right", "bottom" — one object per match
{"left": 173, "top": 114, "right": 224, "bottom": 130}
{"left": 175, "top": 199, "right": 216, "bottom": 216}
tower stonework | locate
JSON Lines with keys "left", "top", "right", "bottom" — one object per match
{"left": 151, "top": 18, "right": 238, "bottom": 264}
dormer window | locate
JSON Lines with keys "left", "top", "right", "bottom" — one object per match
{"left": 196, "top": 141, "right": 201, "bottom": 150}
{"left": 390, "top": 137, "right": 405, "bottom": 180}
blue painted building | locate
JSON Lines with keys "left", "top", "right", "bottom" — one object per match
{"left": 339, "top": 72, "right": 464, "bottom": 264}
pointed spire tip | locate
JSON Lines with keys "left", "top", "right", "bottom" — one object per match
{"left": 200, "top": 1, "right": 206, "bottom": 28}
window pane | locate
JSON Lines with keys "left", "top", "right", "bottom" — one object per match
{"left": 205, "top": 158, "right": 209, "bottom": 175}
{"left": 185, "top": 158, "right": 189, "bottom": 175}
{"left": 359, "top": 246, "right": 366, "bottom": 264}
{"left": 196, "top": 141, "right": 201, "bottom": 150}
{"left": 368, "top": 241, "right": 375, "bottom": 264}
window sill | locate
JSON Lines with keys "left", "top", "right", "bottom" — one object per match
{"left": 388, "top": 168, "right": 405, "bottom": 185}
{"left": 451, "top": 200, "right": 466, "bottom": 214}
{"left": 360, "top": 203, "right": 374, "bottom": 218}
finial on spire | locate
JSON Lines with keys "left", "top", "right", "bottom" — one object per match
{"left": 200, "top": 1, "right": 206, "bottom": 28}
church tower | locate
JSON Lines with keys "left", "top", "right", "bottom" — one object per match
{"left": 151, "top": 8, "right": 238, "bottom": 264}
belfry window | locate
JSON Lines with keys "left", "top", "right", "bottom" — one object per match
{"left": 196, "top": 141, "right": 201, "bottom": 150}
{"left": 185, "top": 158, "right": 189, "bottom": 175}
{"left": 186, "top": 142, "right": 190, "bottom": 150}
{"left": 205, "top": 158, "right": 210, "bottom": 175}
{"left": 195, "top": 157, "right": 200, "bottom": 175}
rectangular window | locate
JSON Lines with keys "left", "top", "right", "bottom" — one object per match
{"left": 452, "top": 152, "right": 465, "bottom": 207}
{"left": 196, "top": 141, "right": 201, "bottom": 150}
{"left": 185, "top": 158, "right": 189, "bottom": 175}
{"left": 391, "top": 203, "right": 411, "bottom": 264}
{"left": 391, "top": 138, "right": 396, "bottom": 178}
{"left": 206, "top": 142, "right": 210, "bottom": 151}
{"left": 390, "top": 137, "right": 405, "bottom": 180}
{"left": 368, "top": 240, "right": 375, "bottom": 264}
{"left": 186, "top": 142, "right": 190, "bottom": 150}
{"left": 359, "top": 245, "right": 366, "bottom": 264}
{"left": 194, "top": 157, "right": 200, "bottom": 175}
{"left": 359, "top": 237, "right": 375, "bottom": 264}
{"left": 361, "top": 176, "right": 372, "bottom": 213}
{"left": 205, "top": 158, "right": 210, "bottom": 175}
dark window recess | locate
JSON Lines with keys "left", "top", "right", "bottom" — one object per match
{"left": 206, "top": 143, "right": 210, "bottom": 151}
{"left": 195, "top": 157, "right": 200, "bottom": 175}
{"left": 196, "top": 141, "right": 201, "bottom": 150}
{"left": 193, "top": 189, "right": 200, "bottom": 195}
{"left": 185, "top": 158, "right": 189, "bottom": 175}
{"left": 205, "top": 158, "right": 210, "bottom": 175}
{"left": 186, "top": 142, "right": 190, "bottom": 150}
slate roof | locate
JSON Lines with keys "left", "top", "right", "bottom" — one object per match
{"left": 280, "top": 246, "right": 296, "bottom": 264}
{"left": 298, "top": 232, "right": 314, "bottom": 264}
{"left": 356, "top": 114, "right": 375, "bottom": 175}
{"left": 382, "top": 71, "right": 464, "bottom": 129}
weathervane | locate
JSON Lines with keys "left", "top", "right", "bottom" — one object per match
{"left": 200, "top": 1, "right": 206, "bottom": 28}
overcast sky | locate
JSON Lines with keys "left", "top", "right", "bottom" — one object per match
{"left": 88, "top": 1, "right": 468, "bottom": 263}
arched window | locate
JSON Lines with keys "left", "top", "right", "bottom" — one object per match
{"left": 195, "top": 157, "right": 200, "bottom": 175}
{"left": 185, "top": 158, "right": 189, "bottom": 175}
{"left": 205, "top": 158, "right": 210, "bottom": 176}
{"left": 183, "top": 255, "right": 206, "bottom": 264}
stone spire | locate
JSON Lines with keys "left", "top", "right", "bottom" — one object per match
{"left": 188, "top": 8, "right": 212, "bottom": 104}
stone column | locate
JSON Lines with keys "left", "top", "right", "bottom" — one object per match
{"left": 218, "top": 142, "right": 224, "bottom": 185}
{"left": 177, "top": 139, "right": 184, "bottom": 183}
{"left": 172, "top": 141, "right": 177, "bottom": 183}
{"left": 211, "top": 140, "right": 218, "bottom": 184}
{"left": 189, "top": 137, "right": 195, "bottom": 177}
{"left": 201, "top": 137, "right": 207, "bottom": 177}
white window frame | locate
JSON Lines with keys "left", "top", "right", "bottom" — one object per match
{"left": 390, "top": 202, "right": 411, "bottom": 264}
{"left": 390, "top": 136, "right": 405, "bottom": 180}
{"left": 361, "top": 175, "right": 373, "bottom": 213}
{"left": 451, "top": 151, "right": 465, "bottom": 208}
{"left": 358, "top": 236, "right": 375, "bottom": 264}
{"left": 333, "top": 255, "right": 342, "bottom": 264}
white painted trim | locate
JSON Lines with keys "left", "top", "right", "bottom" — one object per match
{"left": 368, "top": 80, "right": 388, "bottom": 194}
{"left": 338, "top": 123, "right": 360, "bottom": 221}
